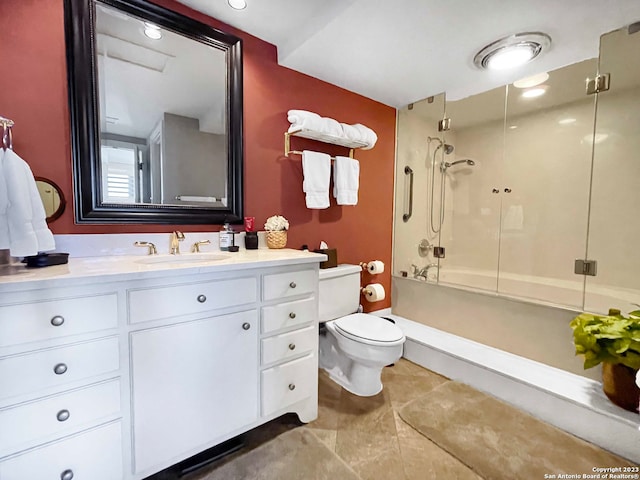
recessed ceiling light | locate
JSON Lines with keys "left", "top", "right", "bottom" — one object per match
{"left": 144, "top": 27, "right": 162, "bottom": 40}
{"left": 521, "top": 87, "right": 547, "bottom": 99}
{"left": 513, "top": 72, "right": 549, "bottom": 89}
{"left": 474, "top": 32, "right": 551, "bottom": 70}
{"left": 558, "top": 117, "right": 577, "bottom": 125}
{"left": 228, "top": 0, "right": 247, "bottom": 9}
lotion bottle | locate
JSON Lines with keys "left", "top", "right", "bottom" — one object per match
{"left": 219, "top": 223, "right": 234, "bottom": 251}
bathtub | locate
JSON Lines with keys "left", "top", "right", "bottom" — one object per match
{"left": 435, "top": 267, "right": 640, "bottom": 314}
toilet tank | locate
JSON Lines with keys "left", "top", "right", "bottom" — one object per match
{"left": 318, "top": 264, "right": 362, "bottom": 322}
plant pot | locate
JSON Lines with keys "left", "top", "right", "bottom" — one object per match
{"left": 266, "top": 230, "right": 287, "bottom": 249}
{"left": 602, "top": 362, "right": 639, "bottom": 412}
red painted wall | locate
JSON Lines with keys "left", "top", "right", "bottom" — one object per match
{"left": 1, "top": 0, "right": 396, "bottom": 310}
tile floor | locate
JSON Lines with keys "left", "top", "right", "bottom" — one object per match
{"left": 176, "top": 359, "right": 482, "bottom": 480}
{"left": 305, "top": 359, "right": 482, "bottom": 480}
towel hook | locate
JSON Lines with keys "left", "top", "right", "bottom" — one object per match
{"left": 0, "top": 116, "right": 14, "bottom": 150}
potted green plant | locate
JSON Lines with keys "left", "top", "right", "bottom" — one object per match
{"left": 570, "top": 308, "right": 640, "bottom": 412}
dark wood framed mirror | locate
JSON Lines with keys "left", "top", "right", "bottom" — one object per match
{"left": 64, "top": 0, "right": 243, "bottom": 224}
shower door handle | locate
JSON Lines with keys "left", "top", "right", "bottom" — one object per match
{"left": 403, "top": 166, "right": 414, "bottom": 222}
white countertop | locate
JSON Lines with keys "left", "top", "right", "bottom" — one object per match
{"left": 0, "top": 249, "right": 327, "bottom": 292}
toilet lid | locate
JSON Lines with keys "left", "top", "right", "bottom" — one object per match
{"left": 334, "top": 313, "right": 405, "bottom": 343}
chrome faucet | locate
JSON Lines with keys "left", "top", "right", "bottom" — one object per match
{"left": 411, "top": 263, "right": 439, "bottom": 281}
{"left": 170, "top": 231, "right": 185, "bottom": 254}
{"left": 191, "top": 239, "right": 211, "bottom": 253}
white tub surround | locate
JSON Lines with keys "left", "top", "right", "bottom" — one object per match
{"left": 0, "top": 249, "right": 325, "bottom": 480}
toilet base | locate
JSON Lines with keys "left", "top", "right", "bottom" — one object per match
{"left": 319, "top": 332, "right": 386, "bottom": 397}
{"left": 323, "top": 362, "right": 384, "bottom": 397}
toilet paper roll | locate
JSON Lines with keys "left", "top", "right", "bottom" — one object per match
{"left": 367, "top": 260, "right": 385, "bottom": 275}
{"left": 363, "top": 283, "right": 385, "bottom": 302}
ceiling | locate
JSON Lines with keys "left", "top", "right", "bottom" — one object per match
{"left": 175, "top": 0, "right": 640, "bottom": 107}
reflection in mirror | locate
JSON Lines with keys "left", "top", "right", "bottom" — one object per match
{"left": 35, "top": 177, "right": 66, "bottom": 222}
{"left": 64, "top": 0, "right": 243, "bottom": 224}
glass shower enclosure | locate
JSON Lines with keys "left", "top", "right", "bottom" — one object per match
{"left": 393, "top": 23, "right": 640, "bottom": 315}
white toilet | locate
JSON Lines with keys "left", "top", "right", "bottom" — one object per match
{"left": 318, "top": 264, "right": 405, "bottom": 397}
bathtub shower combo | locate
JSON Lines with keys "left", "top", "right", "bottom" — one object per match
{"left": 395, "top": 22, "right": 640, "bottom": 315}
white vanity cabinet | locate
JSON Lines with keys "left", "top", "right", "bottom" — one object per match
{"left": 0, "top": 285, "right": 123, "bottom": 480}
{"left": 0, "top": 251, "right": 322, "bottom": 480}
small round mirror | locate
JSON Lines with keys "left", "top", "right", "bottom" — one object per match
{"left": 35, "top": 177, "right": 65, "bottom": 223}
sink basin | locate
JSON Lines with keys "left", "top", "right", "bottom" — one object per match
{"left": 135, "top": 253, "right": 229, "bottom": 265}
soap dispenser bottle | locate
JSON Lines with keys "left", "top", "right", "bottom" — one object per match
{"left": 219, "top": 223, "right": 234, "bottom": 251}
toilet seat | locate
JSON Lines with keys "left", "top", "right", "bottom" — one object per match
{"left": 333, "top": 313, "right": 405, "bottom": 346}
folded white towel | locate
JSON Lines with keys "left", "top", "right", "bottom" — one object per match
{"left": 340, "top": 123, "right": 361, "bottom": 142}
{"left": 333, "top": 156, "right": 360, "bottom": 206}
{"left": 0, "top": 149, "right": 9, "bottom": 250}
{"left": 319, "top": 117, "right": 344, "bottom": 137}
{"left": 3, "top": 149, "right": 56, "bottom": 256}
{"left": 302, "top": 150, "right": 331, "bottom": 209}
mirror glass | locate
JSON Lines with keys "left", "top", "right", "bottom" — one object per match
{"left": 65, "top": 0, "right": 244, "bottom": 224}
{"left": 35, "top": 177, "right": 66, "bottom": 222}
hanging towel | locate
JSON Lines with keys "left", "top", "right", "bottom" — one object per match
{"left": 0, "top": 149, "right": 9, "bottom": 249}
{"left": 3, "top": 149, "right": 56, "bottom": 256}
{"left": 302, "top": 150, "right": 331, "bottom": 209}
{"left": 333, "top": 156, "right": 360, "bottom": 206}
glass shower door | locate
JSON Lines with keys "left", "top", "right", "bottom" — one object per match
{"left": 498, "top": 60, "right": 598, "bottom": 308}
{"left": 584, "top": 25, "right": 640, "bottom": 314}
{"left": 393, "top": 95, "right": 445, "bottom": 281}
{"left": 437, "top": 87, "right": 505, "bottom": 292}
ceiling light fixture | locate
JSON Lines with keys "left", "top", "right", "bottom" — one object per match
{"left": 474, "top": 32, "right": 551, "bottom": 71}
{"left": 228, "top": 0, "right": 247, "bottom": 10}
{"left": 558, "top": 117, "right": 577, "bottom": 125}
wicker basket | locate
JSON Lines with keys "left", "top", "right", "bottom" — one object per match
{"left": 266, "top": 230, "right": 287, "bottom": 249}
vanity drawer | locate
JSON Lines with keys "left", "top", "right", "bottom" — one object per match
{"left": 261, "top": 354, "right": 316, "bottom": 417}
{"left": 129, "top": 276, "right": 257, "bottom": 324}
{"left": 0, "top": 294, "right": 118, "bottom": 348}
{"left": 0, "top": 380, "right": 120, "bottom": 455}
{"left": 261, "top": 326, "right": 316, "bottom": 366}
{"left": 0, "top": 337, "right": 120, "bottom": 402}
{"left": 261, "top": 297, "right": 315, "bottom": 334}
{"left": 263, "top": 269, "right": 316, "bottom": 301}
{"left": 0, "top": 421, "right": 122, "bottom": 480}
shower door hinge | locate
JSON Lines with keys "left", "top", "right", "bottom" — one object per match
{"left": 574, "top": 259, "right": 597, "bottom": 276}
{"left": 433, "top": 246, "right": 446, "bottom": 259}
{"left": 586, "top": 74, "right": 610, "bottom": 95}
{"left": 438, "top": 118, "right": 451, "bottom": 132}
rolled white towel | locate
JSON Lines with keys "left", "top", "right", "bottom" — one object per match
{"left": 340, "top": 123, "right": 361, "bottom": 142}
{"left": 320, "top": 117, "right": 344, "bottom": 137}
{"left": 287, "top": 110, "right": 323, "bottom": 133}
{"left": 353, "top": 123, "right": 378, "bottom": 150}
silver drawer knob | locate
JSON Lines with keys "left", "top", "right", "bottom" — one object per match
{"left": 61, "top": 470, "right": 74, "bottom": 480}
{"left": 54, "top": 363, "right": 68, "bottom": 375}
{"left": 289, "top": 312, "right": 296, "bottom": 319}
{"left": 51, "top": 315, "right": 65, "bottom": 327}
{"left": 289, "top": 282, "right": 296, "bottom": 288}
{"left": 242, "top": 322, "right": 251, "bottom": 330}
{"left": 57, "top": 409, "right": 70, "bottom": 422}
{"left": 288, "top": 383, "right": 296, "bottom": 391}
{"left": 288, "top": 343, "right": 296, "bottom": 351}
{"left": 197, "top": 294, "right": 207, "bottom": 303}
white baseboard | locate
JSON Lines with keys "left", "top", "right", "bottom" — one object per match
{"left": 380, "top": 314, "right": 639, "bottom": 463}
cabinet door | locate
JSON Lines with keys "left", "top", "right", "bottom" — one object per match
{"left": 131, "top": 310, "right": 258, "bottom": 474}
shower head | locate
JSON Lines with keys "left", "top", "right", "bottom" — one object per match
{"left": 435, "top": 143, "right": 455, "bottom": 155}
{"left": 441, "top": 159, "right": 475, "bottom": 171}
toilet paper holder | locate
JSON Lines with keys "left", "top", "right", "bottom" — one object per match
{"left": 359, "top": 260, "right": 385, "bottom": 275}
{"left": 361, "top": 283, "right": 385, "bottom": 302}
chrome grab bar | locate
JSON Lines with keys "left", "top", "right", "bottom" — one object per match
{"left": 403, "top": 166, "right": 414, "bottom": 222}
